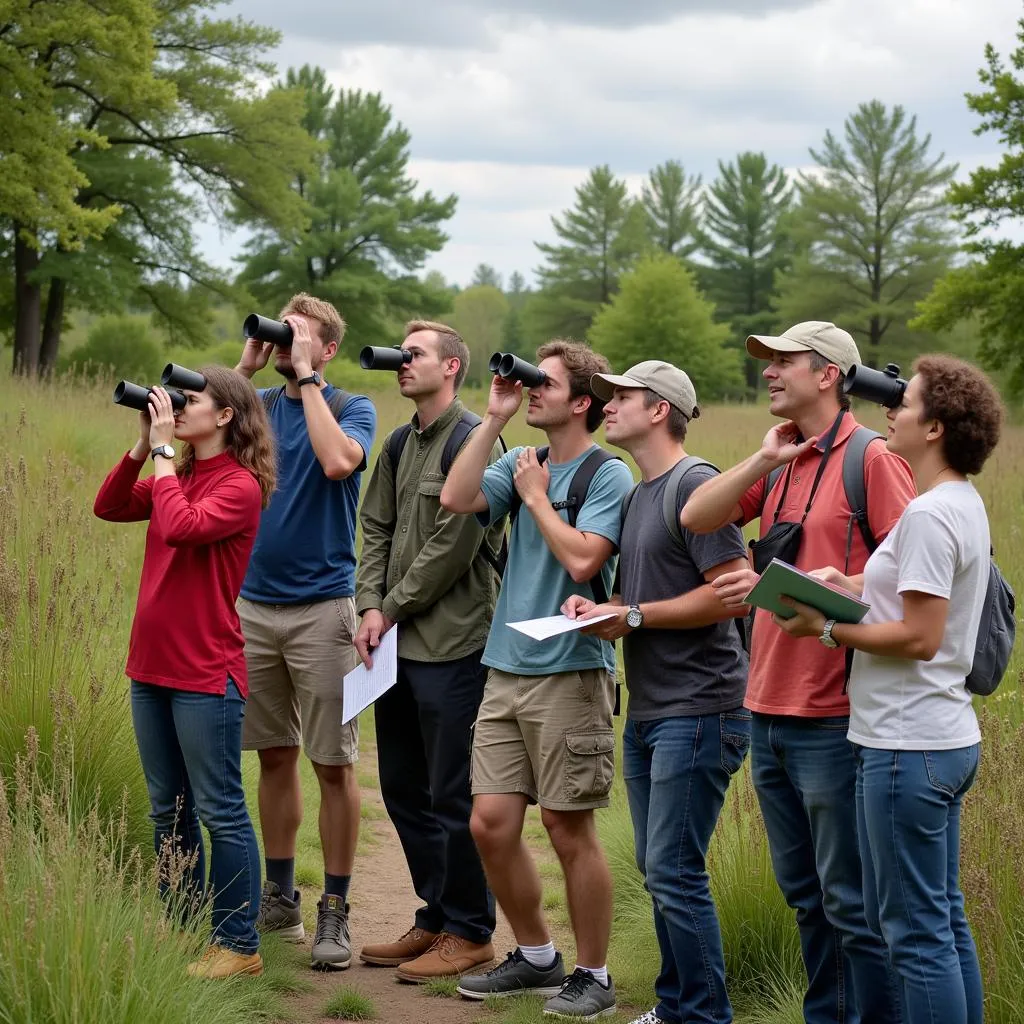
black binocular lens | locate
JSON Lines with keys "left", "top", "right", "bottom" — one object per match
{"left": 843, "top": 362, "right": 907, "bottom": 409}
{"left": 488, "top": 351, "right": 547, "bottom": 388}
{"left": 113, "top": 381, "right": 186, "bottom": 412}
{"left": 161, "top": 364, "right": 206, "bottom": 392}
{"left": 359, "top": 346, "right": 413, "bottom": 371}
{"left": 243, "top": 313, "right": 293, "bottom": 349}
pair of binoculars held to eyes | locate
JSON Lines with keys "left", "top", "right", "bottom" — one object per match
{"left": 112, "top": 364, "right": 206, "bottom": 413}
{"left": 488, "top": 352, "right": 547, "bottom": 388}
{"left": 243, "top": 313, "right": 293, "bottom": 349}
{"left": 843, "top": 362, "right": 907, "bottom": 409}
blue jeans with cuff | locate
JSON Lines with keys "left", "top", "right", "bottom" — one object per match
{"left": 131, "top": 678, "right": 260, "bottom": 954}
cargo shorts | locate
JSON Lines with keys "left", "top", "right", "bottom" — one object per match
{"left": 471, "top": 667, "right": 616, "bottom": 811}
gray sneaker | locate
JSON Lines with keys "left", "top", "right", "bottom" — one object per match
{"left": 542, "top": 968, "right": 616, "bottom": 1020}
{"left": 311, "top": 894, "right": 351, "bottom": 970}
{"left": 457, "top": 948, "right": 565, "bottom": 1000}
{"left": 255, "top": 880, "right": 304, "bottom": 941}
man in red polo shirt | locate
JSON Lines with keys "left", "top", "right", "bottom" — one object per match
{"left": 681, "top": 321, "right": 915, "bottom": 1024}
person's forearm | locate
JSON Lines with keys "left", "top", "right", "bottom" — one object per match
{"left": 302, "top": 388, "right": 364, "bottom": 480}
{"left": 234, "top": 363, "right": 254, "bottom": 379}
{"left": 129, "top": 440, "right": 148, "bottom": 461}
{"left": 527, "top": 496, "right": 608, "bottom": 583}
{"left": 639, "top": 584, "right": 741, "bottom": 629}
{"left": 681, "top": 451, "right": 775, "bottom": 533}
{"left": 831, "top": 620, "right": 937, "bottom": 661}
{"left": 441, "top": 413, "right": 504, "bottom": 512}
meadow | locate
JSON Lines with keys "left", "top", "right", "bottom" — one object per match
{"left": 1, "top": 357, "right": 1023, "bottom": 1024}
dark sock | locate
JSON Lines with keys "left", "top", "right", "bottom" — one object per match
{"left": 324, "top": 872, "right": 350, "bottom": 901}
{"left": 265, "top": 857, "right": 295, "bottom": 900}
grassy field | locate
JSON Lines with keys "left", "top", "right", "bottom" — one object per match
{"left": 1, "top": 360, "right": 1023, "bottom": 1023}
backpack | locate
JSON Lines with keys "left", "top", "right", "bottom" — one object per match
{"left": 762, "top": 425, "right": 884, "bottom": 568}
{"left": 508, "top": 446, "right": 623, "bottom": 605}
{"left": 965, "top": 551, "right": 1016, "bottom": 697}
{"left": 386, "top": 410, "right": 509, "bottom": 581}
{"left": 621, "top": 456, "right": 751, "bottom": 652}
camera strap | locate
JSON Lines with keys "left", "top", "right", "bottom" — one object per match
{"left": 769, "top": 410, "right": 847, "bottom": 528}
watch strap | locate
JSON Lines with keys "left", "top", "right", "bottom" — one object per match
{"left": 297, "top": 373, "right": 319, "bottom": 387}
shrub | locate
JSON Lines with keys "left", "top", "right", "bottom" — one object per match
{"left": 63, "top": 316, "right": 165, "bottom": 384}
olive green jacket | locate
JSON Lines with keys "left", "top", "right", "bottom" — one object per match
{"left": 355, "top": 399, "right": 505, "bottom": 662}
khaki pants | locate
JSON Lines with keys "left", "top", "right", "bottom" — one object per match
{"left": 238, "top": 596, "right": 359, "bottom": 765}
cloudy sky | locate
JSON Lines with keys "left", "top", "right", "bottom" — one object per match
{"left": 203, "top": 0, "right": 1023, "bottom": 288}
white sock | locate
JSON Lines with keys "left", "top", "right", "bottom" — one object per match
{"left": 519, "top": 942, "right": 557, "bottom": 968}
{"left": 575, "top": 964, "right": 609, "bottom": 987}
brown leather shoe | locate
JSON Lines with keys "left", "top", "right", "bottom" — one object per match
{"left": 359, "top": 925, "right": 439, "bottom": 966}
{"left": 394, "top": 932, "right": 495, "bottom": 982}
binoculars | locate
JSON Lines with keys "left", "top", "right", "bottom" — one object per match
{"left": 359, "top": 346, "right": 413, "bottom": 371}
{"left": 843, "top": 362, "right": 907, "bottom": 409}
{"left": 112, "top": 364, "right": 207, "bottom": 413}
{"left": 243, "top": 313, "right": 292, "bottom": 349}
{"left": 489, "top": 351, "right": 547, "bottom": 388}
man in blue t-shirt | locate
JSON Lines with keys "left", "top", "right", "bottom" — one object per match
{"left": 441, "top": 340, "right": 634, "bottom": 1020}
{"left": 234, "top": 293, "right": 377, "bottom": 971}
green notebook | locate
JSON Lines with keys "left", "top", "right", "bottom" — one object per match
{"left": 744, "top": 558, "right": 870, "bottom": 623}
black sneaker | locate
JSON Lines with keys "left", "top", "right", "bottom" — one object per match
{"left": 311, "top": 894, "right": 351, "bottom": 970}
{"left": 456, "top": 948, "right": 565, "bottom": 1000}
{"left": 542, "top": 968, "right": 616, "bottom": 1020}
{"left": 255, "top": 880, "right": 304, "bottom": 941}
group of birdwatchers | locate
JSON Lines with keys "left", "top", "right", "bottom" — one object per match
{"left": 94, "top": 291, "right": 1003, "bottom": 1024}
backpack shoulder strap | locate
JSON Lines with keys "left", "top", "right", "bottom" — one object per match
{"left": 661, "top": 456, "right": 719, "bottom": 548}
{"left": 842, "top": 426, "right": 884, "bottom": 554}
{"left": 441, "top": 410, "right": 483, "bottom": 474}
{"left": 325, "top": 387, "right": 353, "bottom": 420}
{"left": 759, "top": 464, "right": 787, "bottom": 517}
{"left": 386, "top": 424, "right": 413, "bottom": 474}
{"left": 260, "top": 385, "right": 286, "bottom": 416}
{"left": 563, "top": 448, "right": 619, "bottom": 529}
{"left": 509, "top": 445, "right": 550, "bottom": 524}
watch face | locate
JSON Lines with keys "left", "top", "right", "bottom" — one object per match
{"left": 626, "top": 608, "right": 643, "bottom": 628}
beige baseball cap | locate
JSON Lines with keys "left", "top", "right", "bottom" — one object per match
{"left": 746, "top": 321, "right": 861, "bottom": 374}
{"left": 590, "top": 360, "right": 699, "bottom": 419}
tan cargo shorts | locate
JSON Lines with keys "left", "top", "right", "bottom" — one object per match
{"left": 471, "top": 667, "right": 616, "bottom": 811}
{"left": 238, "top": 596, "right": 359, "bottom": 766}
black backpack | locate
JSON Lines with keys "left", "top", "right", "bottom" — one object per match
{"left": 508, "top": 446, "right": 623, "bottom": 605}
{"left": 386, "top": 410, "right": 508, "bottom": 581}
{"left": 621, "top": 456, "right": 750, "bottom": 652}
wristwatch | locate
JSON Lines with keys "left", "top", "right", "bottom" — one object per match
{"left": 819, "top": 619, "right": 839, "bottom": 649}
{"left": 297, "top": 371, "right": 321, "bottom": 388}
{"left": 150, "top": 444, "right": 175, "bottom": 461}
{"left": 625, "top": 604, "right": 644, "bottom": 629}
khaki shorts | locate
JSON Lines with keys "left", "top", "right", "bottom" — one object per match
{"left": 238, "top": 596, "right": 359, "bottom": 766}
{"left": 471, "top": 668, "right": 616, "bottom": 811}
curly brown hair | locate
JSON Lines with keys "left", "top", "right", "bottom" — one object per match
{"left": 536, "top": 339, "right": 611, "bottom": 433}
{"left": 177, "top": 366, "right": 277, "bottom": 508}
{"left": 280, "top": 293, "right": 346, "bottom": 348}
{"left": 914, "top": 355, "right": 1003, "bottom": 476}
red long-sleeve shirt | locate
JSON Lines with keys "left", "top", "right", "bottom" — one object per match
{"left": 94, "top": 451, "right": 262, "bottom": 696}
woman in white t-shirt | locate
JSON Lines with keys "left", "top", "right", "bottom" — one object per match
{"left": 771, "top": 355, "right": 1003, "bottom": 1024}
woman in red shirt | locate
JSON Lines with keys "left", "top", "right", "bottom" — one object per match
{"left": 95, "top": 366, "right": 275, "bottom": 980}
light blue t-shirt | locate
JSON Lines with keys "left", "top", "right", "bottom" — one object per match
{"left": 478, "top": 444, "right": 634, "bottom": 676}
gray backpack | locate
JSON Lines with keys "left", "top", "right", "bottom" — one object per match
{"left": 966, "top": 552, "right": 1016, "bottom": 696}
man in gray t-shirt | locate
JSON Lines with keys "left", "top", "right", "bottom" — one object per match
{"left": 563, "top": 361, "right": 751, "bottom": 1024}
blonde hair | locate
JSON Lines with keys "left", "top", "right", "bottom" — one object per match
{"left": 405, "top": 319, "right": 470, "bottom": 390}
{"left": 177, "top": 366, "right": 277, "bottom": 508}
{"left": 280, "top": 293, "right": 346, "bottom": 348}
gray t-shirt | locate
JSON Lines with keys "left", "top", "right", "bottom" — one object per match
{"left": 619, "top": 462, "right": 749, "bottom": 719}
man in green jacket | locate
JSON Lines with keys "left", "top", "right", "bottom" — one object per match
{"left": 354, "top": 320, "right": 504, "bottom": 982}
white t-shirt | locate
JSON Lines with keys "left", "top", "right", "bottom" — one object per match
{"left": 847, "top": 481, "right": 989, "bottom": 751}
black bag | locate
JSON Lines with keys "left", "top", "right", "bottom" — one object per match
{"left": 965, "top": 552, "right": 1017, "bottom": 696}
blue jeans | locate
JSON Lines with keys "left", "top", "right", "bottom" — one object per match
{"left": 130, "top": 679, "right": 260, "bottom": 954}
{"left": 855, "top": 744, "right": 982, "bottom": 1024}
{"left": 751, "top": 713, "right": 900, "bottom": 1024}
{"left": 623, "top": 710, "right": 752, "bottom": 1024}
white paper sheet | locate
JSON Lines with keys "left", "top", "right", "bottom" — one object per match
{"left": 507, "top": 613, "right": 617, "bottom": 641}
{"left": 341, "top": 627, "right": 398, "bottom": 724}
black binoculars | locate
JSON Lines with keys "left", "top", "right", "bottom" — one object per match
{"left": 161, "top": 364, "right": 207, "bottom": 392}
{"left": 843, "top": 362, "right": 907, "bottom": 409}
{"left": 488, "top": 351, "right": 547, "bottom": 388}
{"left": 113, "top": 381, "right": 187, "bottom": 413}
{"left": 243, "top": 313, "right": 293, "bottom": 349}
{"left": 359, "top": 346, "right": 413, "bottom": 371}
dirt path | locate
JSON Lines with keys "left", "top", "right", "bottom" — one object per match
{"left": 271, "top": 746, "right": 573, "bottom": 1024}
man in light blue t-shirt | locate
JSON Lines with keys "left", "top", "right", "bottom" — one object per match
{"left": 234, "top": 293, "right": 377, "bottom": 972}
{"left": 441, "top": 340, "right": 633, "bottom": 1019}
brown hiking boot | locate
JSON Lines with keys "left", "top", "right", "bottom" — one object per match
{"left": 186, "top": 943, "right": 263, "bottom": 979}
{"left": 395, "top": 931, "right": 494, "bottom": 983}
{"left": 359, "top": 925, "right": 439, "bottom": 966}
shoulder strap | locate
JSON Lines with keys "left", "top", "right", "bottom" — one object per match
{"left": 386, "top": 424, "right": 413, "bottom": 474}
{"left": 842, "top": 427, "right": 883, "bottom": 555}
{"left": 325, "top": 387, "right": 353, "bottom": 420}
{"left": 661, "top": 456, "right": 719, "bottom": 548}
{"left": 509, "top": 446, "right": 551, "bottom": 524}
{"left": 561, "top": 448, "right": 619, "bottom": 529}
{"left": 759, "top": 464, "right": 787, "bottom": 517}
{"left": 441, "top": 410, "right": 483, "bottom": 474}
{"left": 260, "top": 385, "right": 286, "bottom": 416}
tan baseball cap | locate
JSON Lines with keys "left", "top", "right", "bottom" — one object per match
{"left": 590, "top": 360, "right": 699, "bottom": 419}
{"left": 746, "top": 321, "right": 861, "bottom": 374}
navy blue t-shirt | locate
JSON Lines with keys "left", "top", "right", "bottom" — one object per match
{"left": 240, "top": 385, "right": 377, "bottom": 604}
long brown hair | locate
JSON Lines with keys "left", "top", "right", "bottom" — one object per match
{"left": 177, "top": 366, "right": 276, "bottom": 508}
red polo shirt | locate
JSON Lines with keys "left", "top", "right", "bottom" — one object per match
{"left": 737, "top": 414, "right": 916, "bottom": 717}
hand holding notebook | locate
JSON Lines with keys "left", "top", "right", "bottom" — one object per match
{"left": 743, "top": 558, "right": 870, "bottom": 623}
